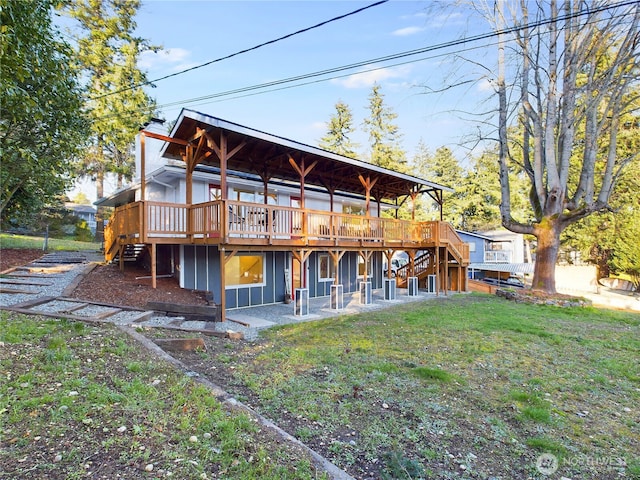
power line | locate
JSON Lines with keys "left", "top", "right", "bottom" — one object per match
{"left": 93, "top": 0, "right": 638, "bottom": 121}
{"left": 138, "top": 0, "right": 640, "bottom": 111}
{"left": 90, "top": 0, "right": 389, "bottom": 100}
{"left": 155, "top": 42, "right": 495, "bottom": 111}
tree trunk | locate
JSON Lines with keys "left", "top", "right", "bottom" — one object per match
{"left": 532, "top": 218, "right": 561, "bottom": 293}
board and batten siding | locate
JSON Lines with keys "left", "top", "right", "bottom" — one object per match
{"left": 179, "top": 246, "right": 384, "bottom": 309}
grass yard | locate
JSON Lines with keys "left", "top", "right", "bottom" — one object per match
{"left": 166, "top": 293, "right": 640, "bottom": 479}
{"left": 0, "top": 233, "right": 100, "bottom": 251}
{"left": 0, "top": 313, "right": 326, "bottom": 479}
{"left": 2, "top": 292, "right": 638, "bottom": 479}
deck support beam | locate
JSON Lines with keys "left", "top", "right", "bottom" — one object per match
{"left": 151, "top": 243, "right": 157, "bottom": 289}
{"left": 384, "top": 250, "right": 394, "bottom": 279}
{"left": 328, "top": 250, "right": 345, "bottom": 285}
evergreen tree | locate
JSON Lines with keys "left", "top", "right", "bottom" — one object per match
{"left": 0, "top": 0, "right": 87, "bottom": 228}
{"left": 319, "top": 101, "right": 359, "bottom": 158}
{"left": 63, "top": 0, "right": 158, "bottom": 198}
{"left": 562, "top": 112, "right": 640, "bottom": 280}
{"left": 412, "top": 142, "right": 465, "bottom": 224}
{"left": 458, "top": 152, "right": 502, "bottom": 232}
{"left": 362, "top": 84, "right": 407, "bottom": 172}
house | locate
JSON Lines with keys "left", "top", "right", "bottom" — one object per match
{"left": 457, "top": 229, "right": 533, "bottom": 285}
{"left": 65, "top": 203, "right": 97, "bottom": 234}
{"left": 97, "top": 109, "right": 469, "bottom": 321}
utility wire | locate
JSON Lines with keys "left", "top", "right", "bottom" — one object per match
{"left": 93, "top": 0, "right": 638, "bottom": 121}
{"left": 91, "top": 0, "right": 389, "bottom": 100}
{"left": 155, "top": 42, "right": 494, "bottom": 110}
{"left": 123, "top": 0, "right": 640, "bottom": 113}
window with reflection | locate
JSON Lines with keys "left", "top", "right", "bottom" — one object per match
{"left": 318, "top": 253, "right": 335, "bottom": 280}
{"left": 224, "top": 254, "right": 265, "bottom": 287}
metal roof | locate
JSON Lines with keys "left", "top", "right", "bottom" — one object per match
{"left": 468, "top": 263, "right": 535, "bottom": 274}
{"left": 160, "top": 108, "right": 452, "bottom": 201}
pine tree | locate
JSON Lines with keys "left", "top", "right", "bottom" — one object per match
{"left": 319, "top": 101, "right": 359, "bottom": 158}
{"left": 362, "top": 84, "right": 407, "bottom": 172}
{"left": 412, "top": 142, "right": 464, "bottom": 223}
{"left": 63, "top": 0, "right": 157, "bottom": 198}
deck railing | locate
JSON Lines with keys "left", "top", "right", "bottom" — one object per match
{"left": 106, "top": 200, "right": 470, "bottom": 263}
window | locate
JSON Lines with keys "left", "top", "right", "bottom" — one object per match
{"left": 468, "top": 242, "right": 476, "bottom": 252}
{"left": 343, "top": 204, "right": 365, "bottom": 216}
{"left": 318, "top": 253, "right": 335, "bottom": 281}
{"left": 209, "top": 184, "right": 221, "bottom": 201}
{"left": 224, "top": 254, "right": 265, "bottom": 287}
{"left": 236, "top": 189, "right": 277, "bottom": 205}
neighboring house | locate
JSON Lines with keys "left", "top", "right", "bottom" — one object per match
{"left": 97, "top": 109, "right": 469, "bottom": 320}
{"left": 457, "top": 229, "right": 533, "bottom": 283}
{"left": 65, "top": 203, "right": 97, "bottom": 234}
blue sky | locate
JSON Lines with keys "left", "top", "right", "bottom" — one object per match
{"left": 134, "top": 1, "right": 495, "bottom": 157}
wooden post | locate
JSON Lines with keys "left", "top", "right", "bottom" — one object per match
{"left": 443, "top": 247, "right": 448, "bottom": 296}
{"left": 435, "top": 246, "right": 440, "bottom": 297}
{"left": 220, "top": 133, "right": 228, "bottom": 201}
{"left": 384, "top": 250, "right": 394, "bottom": 279}
{"left": 118, "top": 244, "right": 125, "bottom": 272}
{"left": 185, "top": 144, "right": 193, "bottom": 205}
{"left": 219, "top": 248, "right": 226, "bottom": 322}
{"left": 151, "top": 242, "right": 157, "bottom": 289}
{"left": 140, "top": 133, "right": 146, "bottom": 202}
{"left": 358, "top": 174, "right": 378, "bottom": 218}
{"left": 407, "top": 250, "right": 416, "bottom": 278}
{"left": 289, "top": 156, "right": 317, "bottom": 241}
{"left": 328, "top": 250, "right": 345, "bottom": 285}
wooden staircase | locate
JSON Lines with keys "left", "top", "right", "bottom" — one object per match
{"left": 106, "top": 241, "right": 147, "bottom": 264}
{"left": 395, "top": 251, "right": 433, "bottom": 288}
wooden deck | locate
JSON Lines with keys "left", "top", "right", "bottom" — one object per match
{"left": 104, "top": 200, "right": 470, "bottom": 263}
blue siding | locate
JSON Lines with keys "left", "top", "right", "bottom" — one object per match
{"left": 457, "top": 232, "right": 486, "bottom": 264}
{"left": 181, "top": 247, "right": 376, "bottom": 309}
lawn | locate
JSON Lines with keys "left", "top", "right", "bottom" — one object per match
{"left": 0, "top": 233, "right": 100, "bottom": 251}
{"left": 2, "top": 292, "right": 638, "bottom": 479}
{"left": 0, "top": 313, "right": 325, "bottom": 479}
{"left": 164, "top": 293, "right": 640, "bottom": 479}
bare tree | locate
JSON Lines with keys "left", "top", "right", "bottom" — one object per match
{"left": 492, "top": 0, "right": 640, "bottom": 293}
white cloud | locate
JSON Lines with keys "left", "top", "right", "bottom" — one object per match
{"left": 393, "top": 26, "right": 424, "bottom": 36}
{"left": 138, "top": 47, "right": 195, "bottom": 72}
{"left": 477, "top": 78, "right": 494, "bottom": 92}
{"left": 428, "top": 12, "right": 465, "bottom": 27}
{"left": 332, "top": 65, "right": 412, "bottom": 89}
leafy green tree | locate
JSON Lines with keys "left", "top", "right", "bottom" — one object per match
{"left": 0, "top": 0, "right": 87, "bottom": 228}
{"left": 319, "top": 100, "right": 359, "bottom": 158}
{"left": 363, "top": 84, "right": 407, "bottom": 172}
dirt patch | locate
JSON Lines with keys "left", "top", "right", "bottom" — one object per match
{"left": 1, "top": 248, "right": 208, "bottom": 310}
{"left": 0, "top": 248, "right": 44, "bottom": 272}
{"left": 67, "top": 262, "right": 209, "bottom": 309}
{"left": 496, "top": 287, "right": 592, "bottom": 307}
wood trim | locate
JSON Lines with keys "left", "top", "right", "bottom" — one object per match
{"left": 141, "top": 130, "right": 190, "bottom": 146}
